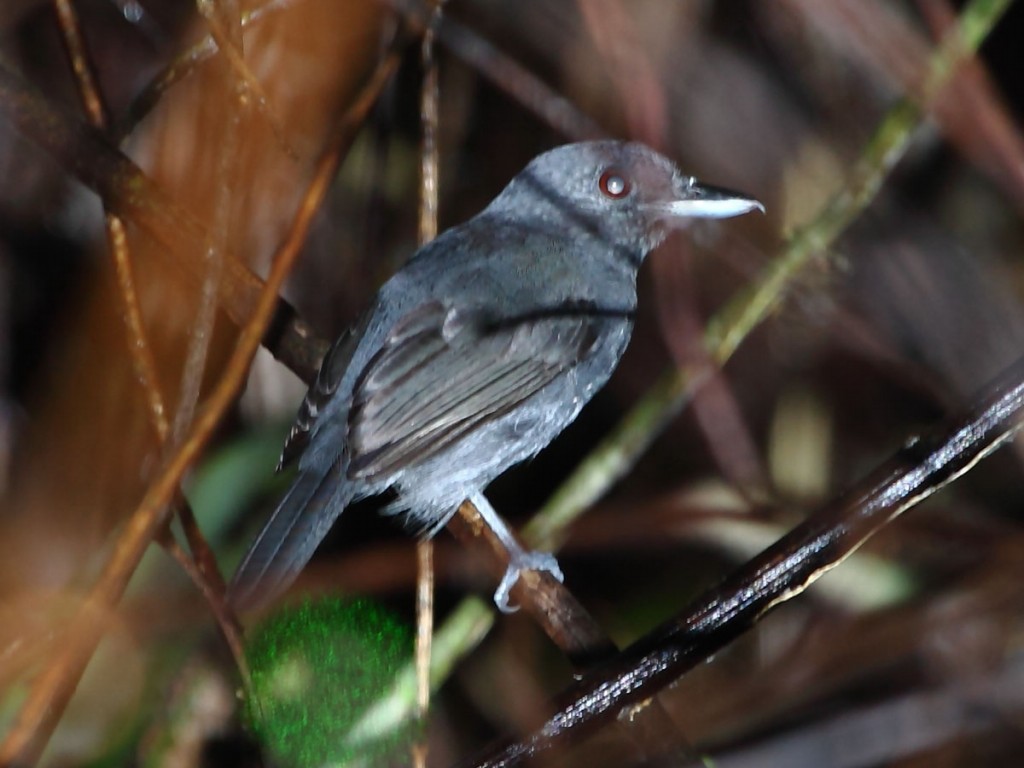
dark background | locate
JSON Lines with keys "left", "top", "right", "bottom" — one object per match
{"left": 2, "top": 1, "right": 1024, "bottom": 766}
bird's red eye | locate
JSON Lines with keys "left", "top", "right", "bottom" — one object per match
{"left": 599, "top": 169, "right": 631, "bottom": 199}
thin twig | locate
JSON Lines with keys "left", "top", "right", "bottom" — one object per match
{"left": 51, "top": 0, "right": 167, "bottom": 437}
{"left": 171, "top": 0, "right": 244, "bottom": 444}
{"left": 51, "top": 0, "right": 107, "bottom": 126}
{"left": 413, "top": 3, "right": 444, "bottom": 765}
{"left": 194, "top": 0, "right": 299, "bottom": 161}
{"left": 114, "top": 0, "right": 296, "bottom": 140}
{"left": 412, "top": 540, "right": 433, "bottom": 768}
{"left": 385, "top": 0, "right": 606, "bottom": 141}
{"left": 417, "top": 7, "right": 441, "bottom": 245}
{"left": 157, "top": 529, "right": 248, "bottom": 675}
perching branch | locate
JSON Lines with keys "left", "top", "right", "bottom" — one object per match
{"left": 462, "top": 350, "right": 1024, "bottom": 767}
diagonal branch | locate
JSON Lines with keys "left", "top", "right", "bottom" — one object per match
{"left": 461, "top": 350, "right": 1024, "bottom": 766}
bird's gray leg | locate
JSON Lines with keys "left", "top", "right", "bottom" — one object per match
{"left": 468, "top": 492, "right": 563, "bottom": 613}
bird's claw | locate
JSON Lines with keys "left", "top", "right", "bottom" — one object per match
{"left": 493, "top": 550, "right": 564, "bottom": 613}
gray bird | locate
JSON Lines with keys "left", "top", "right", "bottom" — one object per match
{"left": 230, "top": 141, "right": 762, "bottom": 613}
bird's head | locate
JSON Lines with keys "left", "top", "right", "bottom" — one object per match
{"left": 489, "top": 141, "right": 763, "bottom": 258}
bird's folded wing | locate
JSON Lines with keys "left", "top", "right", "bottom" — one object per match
{"left": 278, "top": 312, "right": 369, "bottom": 470}
{"left": 348, "top": 300, "right": 597, "bottom": 481}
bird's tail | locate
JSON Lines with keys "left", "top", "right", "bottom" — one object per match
{"left": 228, "top": 467, "right": 349, "bottom": 611}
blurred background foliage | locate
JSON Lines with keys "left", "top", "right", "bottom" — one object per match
{"left": 2, "top": 0, "right": 1024, "bottom": 765}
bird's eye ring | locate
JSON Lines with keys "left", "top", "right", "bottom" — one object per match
{"left": 599, "top": 169, "right": 631, "bottom": 199}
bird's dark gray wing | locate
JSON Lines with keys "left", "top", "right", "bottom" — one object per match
{"left": 347, "top": 300, "right": 598, "bottom": 481}
{"left": 278, "top": 315, "right": 367, "bottom": 470}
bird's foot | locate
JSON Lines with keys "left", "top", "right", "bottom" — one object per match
{"left": 493, "top": 549, "right": 564, "bottom": 614}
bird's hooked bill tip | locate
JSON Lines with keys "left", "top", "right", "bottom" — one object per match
{"left": 663, "top": 182, "right": 765, "bottom": 219}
